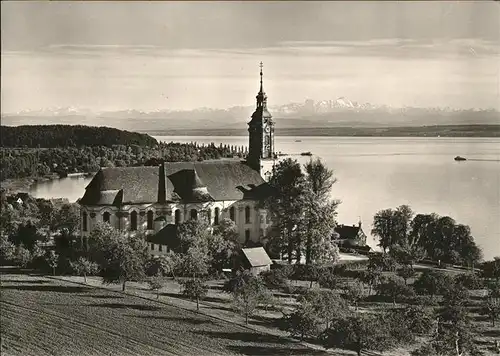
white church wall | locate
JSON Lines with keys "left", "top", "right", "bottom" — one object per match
{"left": 80, "top": 199, "right": 266, "bottom": 245}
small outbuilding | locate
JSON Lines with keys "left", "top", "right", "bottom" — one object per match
{"left": 240, "top": 247, "right": 272, "bottom": 276}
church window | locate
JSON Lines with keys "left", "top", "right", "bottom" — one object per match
{"left": 190, "top": 209, "right": 198, "bottom": 220}
{"left": 103, "top": 212, "right": 111, "bottom": 224}
{"left": 175, "top": 209, "right": 181, "bottom": 224}
{"left": 245, "top": 206, "right": 251, "bottom": 224}
{"left": 159, "top": 244, "right": 163, "bottom": 252}
{"left": 207, "top": 209, "right": 212, "bottom": 224}
{"left": 82, "top": 212, "right": 88, "bottom": 232}
{"left": 214, "top": 207, "right": 220, "bottom": 225}
{"left": 151, "top": 243, "right": 155, "bottom": 251}
{"left": 147, "top": 211, "right": 154, "bottom": 230}
{"left": 130, "top": 211, "right": 138, "bottom": 231}
{"left": 245, "top": 229, "right": 251, "bottom": 244}
{"left": 229, "top": 207, "right": 235, "bottom": 221}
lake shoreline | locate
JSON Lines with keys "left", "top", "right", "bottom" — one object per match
{"left": 139, "top": 124, "right": 500, "bottom": 138}
{"left": 2, "top": 172, "right": 94, "bottom": 195}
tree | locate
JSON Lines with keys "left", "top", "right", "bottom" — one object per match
{"left": 0, "top": 235, "right": 16, "bottom": 264}
{"left": 175, "top": 220, "right": 211, "bottom": 254}
{"left": 390, "top": 305, "right": 435, "bottom": 337}
{"left": 231, "top": 274, "right": 272, "bottom": 325}
{"left": 148, "top": 274, "right": 165, "bottom": 299}
{"left": 343, "top": 280, "right": 367, "bottom": 310}
{"left": 413, "top": 303, "right": 480, "bottom": 356}
{"left": 357, "top": 268, "right": 382, "bottom": 296}
{"left": 46, "top": 250, "right": 59, "bottom": 276}
{"left": 283, "top": 303, "right": 320, "bottom": 341}
{"left": 481, "top": 298, "right": 500, "bottom": 327}
{"left": 318, "top": 269, "right": 339, "bottom": 290}
{"left": 206, "top": 229, "right": 239, "bottom": 274}
{"left": 397, "top": 265, "right": 416, "bottom": 285}
{"left": 260, "top": 266, "right": 292, "bottom": 291}
{"left": 414, "top": 270, "right": 453, "bottom": 299}
{"left": 298, "top": 289, "right": 349, "bottom": 329}
{"left": 482, "top": 257, "right": 500, "bottom": 281}
{"left": 54, "top": 203, "right": 80, "bottom": 237}
{"left": 178, "top": 246, "right": 210, "bottom": 279}
{"left": 321, "top": 313, "right": 402, "bottom": 356}
{"left": 368, "top": 252, "right": 397, "bottom": 272}
{"left": 145, "top": 252, "right": 178, "bottom": 278}
{"left": 453, "top": 272, "right": 483, "bottom": 290}
{"left": 390, "top": 242, "right": 426, "bottom": 268}
{"left": 70, "top": 257, "right": 99, "bottom": 284}
{"left": 487, "top": 280, "right": 500, "bottom": 299}
{"left": 182, "top": 278, "right": 208, "bottom": 311}
{"left": 14, "top": 244, "right": 32, "bottom": 268}
{"left": 98, "top": 230, "right": 149, "bottom": 291}
{"left": 376, "top": 275, "right": 415, "bottom": 305}
{"left": 371, "top": 208, "right": 396, "bottom": 253}
{"left": 263, "top": 158, "right": 308, "bottom": 263}
{"left": 302, "top": 158, "right": 339, "bottom": 264}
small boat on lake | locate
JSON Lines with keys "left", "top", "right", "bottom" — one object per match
{"left": 301, "top": 151, "right": 312, "bottom": 156}
{"left": 454, "top": 156, "right": 467, "bottom": 161}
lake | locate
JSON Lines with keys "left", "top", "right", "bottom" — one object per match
{"left": 29, "top": 136, "right": 500, "bottom": 260}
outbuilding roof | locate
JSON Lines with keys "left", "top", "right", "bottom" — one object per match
{"left": 241, "top": 247, "right": 272, "bottom": 267}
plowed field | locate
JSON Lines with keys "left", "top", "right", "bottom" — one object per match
{"left": 0, "top": 273, "right": 327, "bottom": 356}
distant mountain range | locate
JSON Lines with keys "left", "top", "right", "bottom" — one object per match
{"left": 2, "top": 98, "right": 499, "bottom": 134}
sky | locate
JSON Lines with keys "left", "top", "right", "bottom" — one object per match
{"left": 1, "top": 1, "right": 499, "bottom": 113}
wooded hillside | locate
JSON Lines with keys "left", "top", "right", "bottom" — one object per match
{"left": 1, "top": 125, "right": 158, "bottom": 147}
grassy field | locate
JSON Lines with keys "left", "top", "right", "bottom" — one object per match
{"left": 0, "top": 272, "right": 329, "bottom": 356}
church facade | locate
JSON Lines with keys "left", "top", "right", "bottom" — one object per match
{"left": 79, "top": 64, "right": 277, "bottom": 248}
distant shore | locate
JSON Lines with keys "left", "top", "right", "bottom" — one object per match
{"left": 141, "top": 124, "right": 500, "bottom": 138}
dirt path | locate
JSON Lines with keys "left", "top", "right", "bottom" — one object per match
{"left": 0, "top": 273, "right": 329, "bottom": 356}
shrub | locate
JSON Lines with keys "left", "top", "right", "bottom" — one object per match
{"left": 260, "top": 268, "right": 291, "bottom": 290}
{"left": 454, "top": 272, "right": 483, "bottom": 290}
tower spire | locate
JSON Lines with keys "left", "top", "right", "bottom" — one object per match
{"left": 259, "top": 61, "right": 264, "bottom": 93}
{"left": 256, "top": 61, "right": 267, "bottom": 108}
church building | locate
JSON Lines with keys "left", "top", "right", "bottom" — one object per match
{"left": 79, "top": 64, "right": 277, "bottom": 249}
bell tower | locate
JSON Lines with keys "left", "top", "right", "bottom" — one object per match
{"left": 247, "top": 62, "right": 275, "bottom": 173}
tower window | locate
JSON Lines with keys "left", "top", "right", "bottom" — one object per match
{"left": 207, "top": 209, "right": 212, "bottom": 224}
{"left": 229, "top": 207, "right": 235, "bottom": 221}
{"left": 190, "top": 209, "right": 198, "bottom": 220}
{"left": 245, "top": 229, "right": 251, "bottom": 244}
{"left": 214, "top": 207, "right": 220, "bottom": 225}
{"left": 103, "top": 212, "right": 110, "bottom": 224}
{"left": 175, "top": 209, "right": 181, "bottom": 224}
{"left": 130, "top": 211, "right": 138, "bottom": 231}
{"left": 245, "top": 206, "right": 251, "bottom": 224}
{"left": 147, "top": 211, "right": 154, "bottom": 230}
{"left": 82, "top": 211, "right": 88, "bottom": 232}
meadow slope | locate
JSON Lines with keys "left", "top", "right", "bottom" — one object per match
{"left": 0, "top": 273, "right": 328, "bottom": 356}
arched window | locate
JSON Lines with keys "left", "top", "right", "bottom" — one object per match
{"left": 207, "top": 209, "right": 212, "bottom": 224}
{"left": 190, "top": 209, "right": 198, "bottom": 220}
{"left": 175, "top": 209, "right": 181, "bottom": 224}
{"left": 245, "top": 229, "right": 251, "bottom": 243}
{"left": 82, "top": 211, "right": 88, "bottom": 232}
{"left": 130, "top": 211, "right": 138, "bottom": 231}
{"left": 147, "top": 211, "right": 154, "bottom": 230}
{"left": 245, "top": 206, "right": 251, "bottom": 224}
{"left": 214, "top": 207, "right": 220, "bottom": 225}
{"left": 103, "top": 212, "right": 111, "bottom": 224}
{"left": 229, "top": 207, "right": 235, "bottom": 221}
